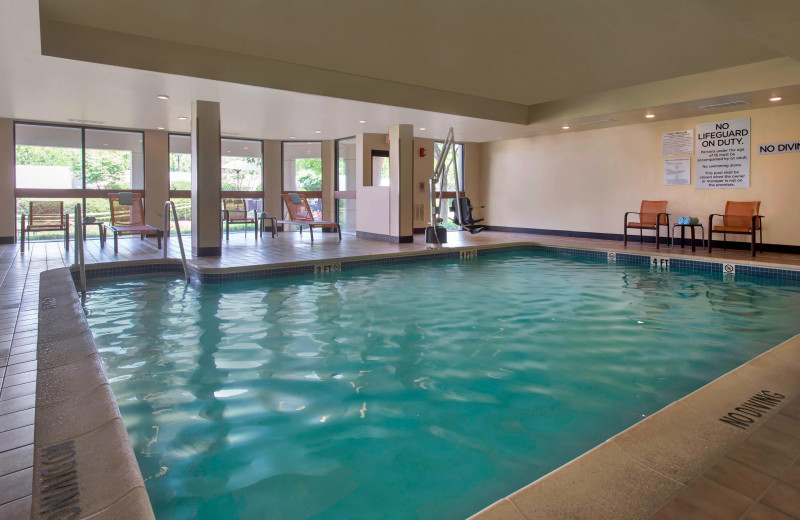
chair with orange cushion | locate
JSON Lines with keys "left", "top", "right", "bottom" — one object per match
{"left": 105, "top": 193, "right": 162, "bottom": 254}
{"left": 708, "top": 201, "right": 763, "bottom": 257}
{"left": 280, "top": 193, "right": 341, "bottom": 242}
{"left": 624, "top": 200, "right": 670, "bottom": 249}
{"left": 222, "top": 198, "right": 258, "bottom": 240}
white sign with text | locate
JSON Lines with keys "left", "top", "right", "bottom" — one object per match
{"left": 662, "top": 130, "right": 693, "bottom": 156}
{"left": 664, "top": 157, "right": 691, "bottom": 185}
{"left": 695, "top": 118, "right": 750, "bottom": 189}
{"left": 758, "top": 140, "right": 800, "bottom": 155}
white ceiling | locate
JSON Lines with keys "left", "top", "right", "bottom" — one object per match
{"left": 2, "top": 0, "right": 800, "bottom": 144}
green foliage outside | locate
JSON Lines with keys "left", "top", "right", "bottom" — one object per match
{"left": 295, "top": 158, "right": 322, "bottom": 191}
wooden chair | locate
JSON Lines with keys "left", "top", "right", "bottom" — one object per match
{"left": 222, "top": 198, "right": 258, "bottom": 240}
{"left": 280, "top": 193, "right": 341, "bottom": 242}
{"left": 20, "top": 200, "right": 69, "bottom": 253}
{"left": 708, "top": 201, "right": 763, "bottom": 257}
{"left": 105, "top": 193, "right": 162, "bottom": 254}
{"left": 624, "top": 200, "right": 670, "bottom": 249}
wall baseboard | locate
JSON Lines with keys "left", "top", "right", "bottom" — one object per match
{"left": 483, "top": 226, "right": 800, "bottom": 255}
{"left": 356, "top": 231, "right": 413, "bottom": 244}
{"left": 0, "top": 236, "right": 14, "bottom": 244}
{"left": 192, "top": 246, "right": 221, "bottom": 257}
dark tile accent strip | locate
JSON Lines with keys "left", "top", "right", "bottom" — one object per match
{"left": 0, "top": 237, "right": 14, "bottom": 245}
{"left": 192, "top": 246, "right": 222, "bottom": 257}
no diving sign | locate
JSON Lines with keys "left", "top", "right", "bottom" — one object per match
{"left": 759, "top": 140, "right": 800, "bottom": 155}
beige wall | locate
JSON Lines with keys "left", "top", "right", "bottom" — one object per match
{"left": 464, "top": 142, "right": 483, "bottom": 219}
{"left": 0, "top": 119, "right": 14, "bottom": 240}
{"left": 389, "top": 124, "right": 413, "bottom": 238}
{"left": 144, "top": 130, "right": 169, "bottom": 229}
{"left": 482, "top": 104, "right": 800, "bottom": 246}
{"left": 413, "top": 138, "right": 434, "bottom": 228}
{"left": 322, "top": 140, "right": 335, "bottom": 222}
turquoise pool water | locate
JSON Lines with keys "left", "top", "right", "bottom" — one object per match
{"left": 86, "top": 252, "right": 800, "bottom": 520}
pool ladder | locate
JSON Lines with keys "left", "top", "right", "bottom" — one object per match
{"left": 164, "top": 201, "right": 190, "bottom": 282}
{"left": 73, "top": 203, "right": 87, "bottom": 297}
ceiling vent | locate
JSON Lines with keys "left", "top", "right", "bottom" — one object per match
{"left": 698, "top": 100, "right": 749, "bottom": 110}
{"left": 68, "top": 118, "right": 104, "bottom": 125}
{"left": 581, "top": 119, "right": 617, "bottom": 126}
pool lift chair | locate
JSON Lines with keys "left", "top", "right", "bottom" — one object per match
{"left": 450, "top": 197, "right": 484, "bottom": 234}
{"left": 427, "top": 127, "right": 467, "bottom": 248}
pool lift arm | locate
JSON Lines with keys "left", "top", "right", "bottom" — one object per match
{"left": 426, "top": 127, "right": 463, "bottom": 248}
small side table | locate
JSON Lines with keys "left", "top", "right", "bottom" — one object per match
{"left": 259, "top": 213, "right": 277, "bottom": 238}
{"left": 83, "top": 221, "right": 105, "bottom": 247}
{"left": 672, "top": 223, "right": 705, "bottom": 252}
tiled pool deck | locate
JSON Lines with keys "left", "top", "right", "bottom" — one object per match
{"left": 1, "top": 230, "right": 799, "bottom": 519}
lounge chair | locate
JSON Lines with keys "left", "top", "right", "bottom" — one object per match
{"left": 624, "top": 200, "right": 670, "bottom": 249}
{"left": 708, "top": 201, "right": 763, "bottom": 257}
{"left": 222, "top": 198, "right": 258, "bottom": 240}
{"left": 105, "top": 193, "right": 162, "bottom": 254}
{"left": 280, "top": 193, "right": 341, "bottom": 242}
{"left": 20, "top": 200, "right": 69, "bottom": 253}
{"left": 450, "top": 197, "right": 484, "bottom": 234}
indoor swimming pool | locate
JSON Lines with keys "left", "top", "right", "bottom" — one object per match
{"left": 85, "top": 251, "right": 800, "bottom": 520}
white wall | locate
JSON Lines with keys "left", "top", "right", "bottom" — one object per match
{"left": 482, "top": 104, "right": 800, "bottom": 246}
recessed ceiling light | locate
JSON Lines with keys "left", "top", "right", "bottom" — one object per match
{"left": 770, "top": 96, "right": 783, "bottom": 102}
{"left": 157, "top": 95, "right": 169, "bottom": 100}
{"left": 561, "top": 125, "right": 570, "bottom": 130}
{"left": 157, "top": 126, "right": 165, "bottom": 130}
{"left": 419, "top": 127, "right": 427, "bottom": 131}
{"left": 314, "top": 130, "right": 322, "bottom": 134}
{"left": 358, "top": 120, "right": 366, "bottom": 124}
{"left": 645, "top": 114, "right": 656, "bottom": 119}
{"left": 103, "top": 143, "right": 108, "bottom": 146}
{"left": 226, "top": 150, "right": 231, "bottom": 153}
{"left": 178, "top": 116, "right": 188, "bottom": 120}
{"left": 243, "top": 147, "right": 248, "bottom": 150}
{"left": 290, "top": 136, "right": 296, "bottom": 139}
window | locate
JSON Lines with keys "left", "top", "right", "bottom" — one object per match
{"left": 84, "top": 129, "right": 144, "bottom": 190}
{"left": 283, "top": 142, "right": 322, "bottom": 220}
{"left": 433, "top": 142, "right": 465, "bottom": 230}
{"left": 168, "top": 134, "right": 192, "bottom": 232}
{"left": 371, "top": 150, "right": 390, "bottom": 187}
{"left": 14, "top": 123, "right": 144, "bottom": 242}
{"left": 335, "top": 137, "right": 356, "bottom": 234}
{"left": 222, "top": 139, "right": 263, "bottom": 193}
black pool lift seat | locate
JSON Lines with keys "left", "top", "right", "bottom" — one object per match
{"left": 450, "top": 197, "right": 484, "bottom": 234}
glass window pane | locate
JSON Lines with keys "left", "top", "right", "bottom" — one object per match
{"left": 336, "top": 138, "right": 356, "bottom": 191}
{"left": 14, "top": 124, "right": 82, "bottom": 189}
{"left": 84, "top": 129, "right": 144, "bottom": 190}
{"left": 84, "top": 198, "right": 112, "bottom": 239}
{"left": 169, "top": 135, "right": 191, "bottom": 191}
{"left": 338, "top": 199, "right": 356, "bottom": 234}
{"left": 222, "top": 139, "right": 262, "bottom": 191}
{"left": 371, "top": 151, "right": 390, "bottom": 187}
{"left": 283, "top": 142, "right": 322, "bottom": 191}
{"left": 434, "top": 142, "right": 464, "bottom": 191}
{"left": 169, "top": 198, "right": 192, "bottom": 233}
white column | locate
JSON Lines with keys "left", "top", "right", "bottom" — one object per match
{"left": 389, "top": 124, "right": 414, "bottom": 242}
{"left": 191, "top": 100, "right": 222, "bottom": 256}
{"left": 144, "top": 130, "right": 169, "bottom": 229}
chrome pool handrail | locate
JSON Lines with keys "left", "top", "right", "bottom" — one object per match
{"left": 164, "top": 201, "right": 190, "bottom": 282}
{"left": 74, "top": 203, "right": 87, "bottom": 296}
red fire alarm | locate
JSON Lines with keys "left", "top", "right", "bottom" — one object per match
{"left": 419, "top": 182, "right": 424, "bottom": 191}
{"left": 419, "top": 147, "right": 426, "bottom": 157}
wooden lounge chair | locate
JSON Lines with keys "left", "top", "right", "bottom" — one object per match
{"left": 222, "top": 198, "right": 258, "bottom": 240}
{"left": 105, "top": 193, "right": 162, "bottom": 254}
{"left": 280, "top": 193, "right": 341, "bottom": 242}
{"left": 708, "top": 201, "right": 763, "bottom": 257}
{"left": 624, "top": 200, "right": 670, "bottom": 249}
{"left": 20, "top": 200, "right": 69, "bottom": 253}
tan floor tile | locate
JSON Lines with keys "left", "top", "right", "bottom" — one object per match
{"left": 0, "top": 444, "right": 32, "bottom": 477}
{"left": 82, "top": 487, "right": 154, "bottom": 520}
{"left": 761, "top": 482, "right": 800, "bottom": 518}
{"left": 0, "top": 495, "right": 31, "bottom": 520}
{"left": 651, "top": 498, "right": 718, "bottom": 520}
{"left": 678, "top": 477, "right": 753, "bottom": 520}
{"left": 703, "top": 457, "right": 775, "bottom": 500}
{"left": 747, "top": 427, "right": 800, "bottom": 460}
{"left": 468, "top": 498, "right": 525, "bottom": 520}
{"left": 765, "top": 414, "right": 800, "bottom": 440}
{"left": 0, "top": 468, "right": 32, "bottom": 506}
{"left": 780, "top": 399, "right": 800, "bottom": 422}
{"left": 728, "top": 440, "right": 795, "bottom": 478}
{"left": 743, "top": 503, "right": 795, "bottom": 520}
{"left": 780, "top": 461, "right": 800, "bottom": 488}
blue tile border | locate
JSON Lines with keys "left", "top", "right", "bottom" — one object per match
{"left": 70, "top": 245, "right": 800, "bottom": 284}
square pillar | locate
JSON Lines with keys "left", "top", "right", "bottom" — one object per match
{"left": 144, "top": 130, "right": 169, "bottom": 230}
{"left": 322, "top": 140, "right": 335, "bottom": 222}
{"left": 0, "top": 119, "right": 14, "bottom": 243}
{"left": 389, "top": 124, "right": 414, "bottom": 242}
{"left": 191, "top": 100, "right": 222, "bottom": 256}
